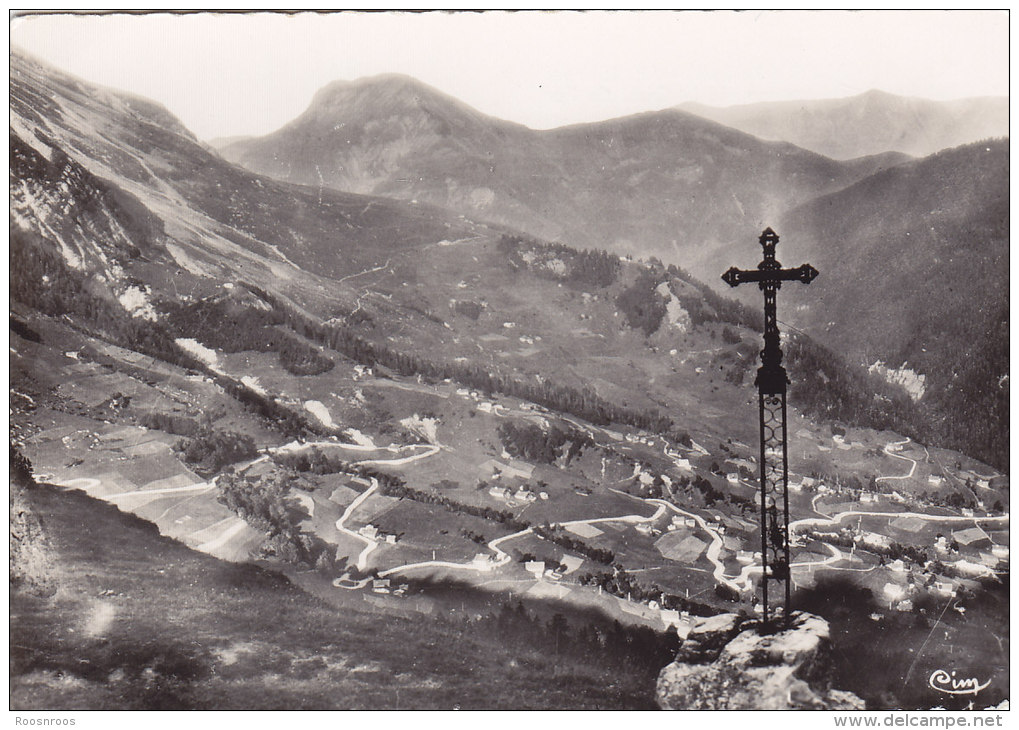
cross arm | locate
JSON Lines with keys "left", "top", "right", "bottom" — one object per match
{"left": 722, "top": 263, "right": 819, "bottom": 288}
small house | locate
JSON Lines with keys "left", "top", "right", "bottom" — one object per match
{"left": 951, "top": 526, "right": 991, "bottom": 549}
{"left": 882, "top": 583, "right": 906, "bottom": 603}
{"left": 524, "top": 560, "right": 545, "bottom": 578}
{"left": 515, "top": 487, "right": 537, "bottom": 503}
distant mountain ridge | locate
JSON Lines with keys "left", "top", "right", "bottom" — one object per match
{"left": 217, "top": 73, "right": 894, "bottom": 281}
{"left": 677, "top": 90, "right": 1008, "bottom": 160}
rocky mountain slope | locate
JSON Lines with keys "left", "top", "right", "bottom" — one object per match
{"left": 11, "top": 50, "right": 477, "bottom": 296}
{"left": 678, "top": 90, "right": 1008, "bottom": 160}
{"left": 778, "top": 140, "right": 1009, "bottom": 470}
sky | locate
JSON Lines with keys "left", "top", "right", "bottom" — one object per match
{"left": 10, "top": 10, "right": 1010, "bottom": 142}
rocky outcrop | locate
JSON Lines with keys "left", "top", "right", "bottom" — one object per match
{"left": 10, "top": 481, "right": 57, "bottom": 597}
{"left": 657, "top": 611, "right": 864, "bottom": 710}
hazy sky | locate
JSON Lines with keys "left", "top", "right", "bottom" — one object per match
{"left": 10, "top": 10, "right": 1010, "bottom": 141}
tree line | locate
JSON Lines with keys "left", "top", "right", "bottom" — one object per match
{"left": 498, "top": 234, "right": 621, "bottom": 288}
{"left": 465, "top": 599, "right": 679, "bottom": 674}
{"left": 243, "top": 284, "right": 674, "bottom": 434}
{"left": 498, "top": 421, "right": 593, "bottom": 465}
{"left": 217, "top": 470, "right": 333, "bottom": 569}
{"left": 161, "top": 296, "right": 334, "bottom": 377}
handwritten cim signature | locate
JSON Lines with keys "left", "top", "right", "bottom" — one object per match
{"left": 928, "top": 669, "right": 991, "bottom": 696}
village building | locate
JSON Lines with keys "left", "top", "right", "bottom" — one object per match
{"left": 514, "top": 486, "right": 537, "bottom": 502}
{"left": 851, "top": 526, "right": 892, "bottom": 550}
{"left": 358, "top": 524, "right": 379, "bottom": 540}
{"left": 480, "top": 459, "right": 534, "bottom": 482}
{"left": 726, "top": 473, "right": 740, "bottom": 484}
{"left": 524, "top": 560, "right": 545, "bottom": 578}
{"left": 927, "top": 474, "right": 944, "bottom": 486}
{"left": 976, "top": 552, "right": 999, "bottom": 568}
{"left": 559, "top": 555, "right": 584, "bottom": 574}
{"left": 372, "top": 578, "right": 391, "bottom": 594}
{"left": 951, "top": 525, "right": 991, "bottom": 549}
{"left": 882, "top": 582, "right": 906, "bottom": 604}
{"left": 951, "top": 559, "right": 994, "bottom": 578}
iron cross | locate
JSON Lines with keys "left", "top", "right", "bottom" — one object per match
{"left": 722, "top": 227, "right": 818, "bottom": 629}
{"left": 722, "top": 228, "right": 818, "bottom": 395}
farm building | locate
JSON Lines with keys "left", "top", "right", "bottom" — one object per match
{"left": 951, "top": 526, "right": 991, "bottom": 549}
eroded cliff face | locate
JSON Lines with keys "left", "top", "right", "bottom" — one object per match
{"left": 656, "top": 611, "right": 864, "bottom": 710}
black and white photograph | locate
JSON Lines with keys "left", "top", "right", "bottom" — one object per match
{"left": 8, "top": 9, "right": 1009, "bottom": 714}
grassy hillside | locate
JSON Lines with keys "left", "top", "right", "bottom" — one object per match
{"left": 10, "top": 477, "right": 669, "bottom": 710}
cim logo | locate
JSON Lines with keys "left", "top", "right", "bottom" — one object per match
{"left": 928, "top": 669, "right": 991, "bottom": 696}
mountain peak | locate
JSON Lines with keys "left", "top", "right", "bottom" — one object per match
{"left": 306, "top": 73, "right": 476, "bottom": 118}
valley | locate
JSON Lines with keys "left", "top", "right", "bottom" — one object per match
{"left": 9, "top": 44, "right": 1009, "bottom": 711}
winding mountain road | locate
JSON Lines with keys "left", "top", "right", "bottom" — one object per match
{"left": 875, "top": 438, "right": 917, "bottom": 483}
{"left": 334, "top": 477, "right": 380, "bottom": 571}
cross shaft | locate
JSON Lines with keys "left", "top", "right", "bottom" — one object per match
{"left": 721, "top": 227, "right": 818, "bottom": 629}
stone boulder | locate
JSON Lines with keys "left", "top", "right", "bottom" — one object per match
{"left": 657, "top": 611, "right": 864, "bottom": 710}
